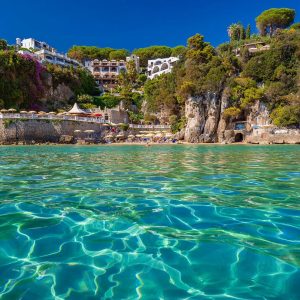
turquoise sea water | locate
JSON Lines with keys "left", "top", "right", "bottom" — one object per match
{"left": 0, "top": 145, "right": 299, "bottom": 299}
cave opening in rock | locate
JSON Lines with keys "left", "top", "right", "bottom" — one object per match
{"left": 234, "top": 133, "right": 244, "bottom": 142}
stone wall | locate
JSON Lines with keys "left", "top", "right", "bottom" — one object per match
{"left": 246, "top": 128, "right": 300, "bottom": 144}
{"left": 0, "top": 119, "right": 106, "bottom": 144}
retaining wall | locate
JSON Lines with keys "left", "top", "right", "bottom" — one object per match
{"left": 0, "top": 119, "right": 106, "bottom": 144}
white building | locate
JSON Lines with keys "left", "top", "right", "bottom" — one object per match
{"left": 147, "top": 57, "right": 179, "bottom": 79}
{"left": 16, "top": 38, "right": 82, "bottom": 68}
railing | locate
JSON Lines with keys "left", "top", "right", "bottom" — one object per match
{"left": 0, "top": 113, "right": 106, "bottom": 124}
{"left": 0, "top": 114, "right": 172, "bottom": 129}
{"left": 129, "top": 124, "right": 171, "bottom": 129}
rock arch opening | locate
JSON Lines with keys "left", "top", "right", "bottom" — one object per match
{"left": 234, "top": 133, "right": 244, "bottom": 143}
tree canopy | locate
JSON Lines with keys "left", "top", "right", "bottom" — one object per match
{"left": 109, "top": 49, "right": 129, "bottom": 60}
{"left": 256, "top": 8, "right": 296, "bottom": 36}
{"left": 67, "top": 46, "right": 128, "bottom": 62}
{"left": 133, "top": 45, "right": 185, "bottom": 67}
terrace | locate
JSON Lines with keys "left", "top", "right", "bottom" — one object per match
{"left": 0, "top": 113, "right": 171, "bottom": 129}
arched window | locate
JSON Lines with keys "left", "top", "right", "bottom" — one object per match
{"left": 152, "top": 66, "right": 160, "bottom": 74}
{"left": 161, "top": 63, "right": 169, "bottom": 71}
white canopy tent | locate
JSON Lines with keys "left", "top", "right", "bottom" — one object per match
{"left": 68, "top": 103, "right": 87, "bottom": 115}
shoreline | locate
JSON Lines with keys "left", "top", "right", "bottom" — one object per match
{"left": 0, "top": 141, "right": 299, "bottom": 147}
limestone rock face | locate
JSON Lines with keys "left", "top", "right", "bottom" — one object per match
{"left": 38, "top": 73, "right": 75, "bottom": 110}
{"left": 44, "top": 83, "right": 74, "bottom": 109}
{"left": 184, "top": 90, "right": 230, "bottom": 143}
{"left": 217, "top": 88, "right": 231, "bottom": 142}
{"left": 246, "top": 101, "right": 271, "bottom": 127}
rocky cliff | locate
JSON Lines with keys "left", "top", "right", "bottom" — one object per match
{"left": 183, "top": 90, "right": 300, "bottom": 144}
{"left": 184, "top": 90, "right": 227, "bottom": 143}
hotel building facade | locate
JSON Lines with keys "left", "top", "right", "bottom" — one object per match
{"left": 86, "top": 54, "right": 140, "bottom": 90}
{"left": 16, "top": 38, "right": 82, "bottom": 68}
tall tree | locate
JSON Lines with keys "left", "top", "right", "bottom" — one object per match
{"left": 246, "top": 24, "right": 251, "bottom": 39}
{"left": 228, "top": 23, "right": 246, "bottom": 42}
{"left": 256, "top": 8, "right": 296, "bottom": 36}
{"left": 240, "top": 25, "right": 246, "bottom": 40}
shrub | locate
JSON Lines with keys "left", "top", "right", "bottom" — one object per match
{"left": 119, "top": 123, "right": 129, "bottom": 131}
{"left": 223, "top": 107, "right": 242, "bottom": 120}
{"left": 271, "top": 105, "right": 300, "bottom": 127}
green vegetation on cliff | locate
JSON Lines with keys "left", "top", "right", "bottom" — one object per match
{"left": 143, "top": 8, "right": 300, "bottom": 128}
{"left": 0, "top": 7, "right": 299, "bottom": 128}
{"left": 0, "top": 49, "right": 98, "bottom": 110}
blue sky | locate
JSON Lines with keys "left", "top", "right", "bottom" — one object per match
{"left": 1, "top": 0, "right": 299, "bottom": 52}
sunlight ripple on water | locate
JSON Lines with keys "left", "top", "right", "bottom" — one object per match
{"left": 0, "top": 145, "right": 299, "bottom": 299}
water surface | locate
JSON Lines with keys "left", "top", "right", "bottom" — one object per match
{"left": 0, "top": 145, "right": 299, "bottom": 299}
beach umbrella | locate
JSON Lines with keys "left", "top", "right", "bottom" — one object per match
{"left": 20, "top": 111, "right": 27, "bottom": 114}
{"left": 8, "top": 108, "right": 16, "bottom": 112}
{"left": 146, "top": 133, "right": 154, "bottom": 137}
{"left": 128, "top": 134, "right": 135, "bottom": 138}
{"left": 116, "top": 134, "right": 125, "bottom": 138}
{"left": 48, "top": 112, "right": 56, "bottom": 115}
{"left": 38, "top": 111, "right": 46, "bottom": 115}
{"left": 0, "top": 109, "right": 8, "bottom": 113}
{"left": 84, "top": 130, "right": 95, "bottom": 133}
{"left": 29, "top": 111, "right": 37, "bottom": 114}
{"left": 106, "top": 134, "right": 114, "bottom": 138}
{"left": 74, "top": 130, "right": 81, "bottom": 133}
